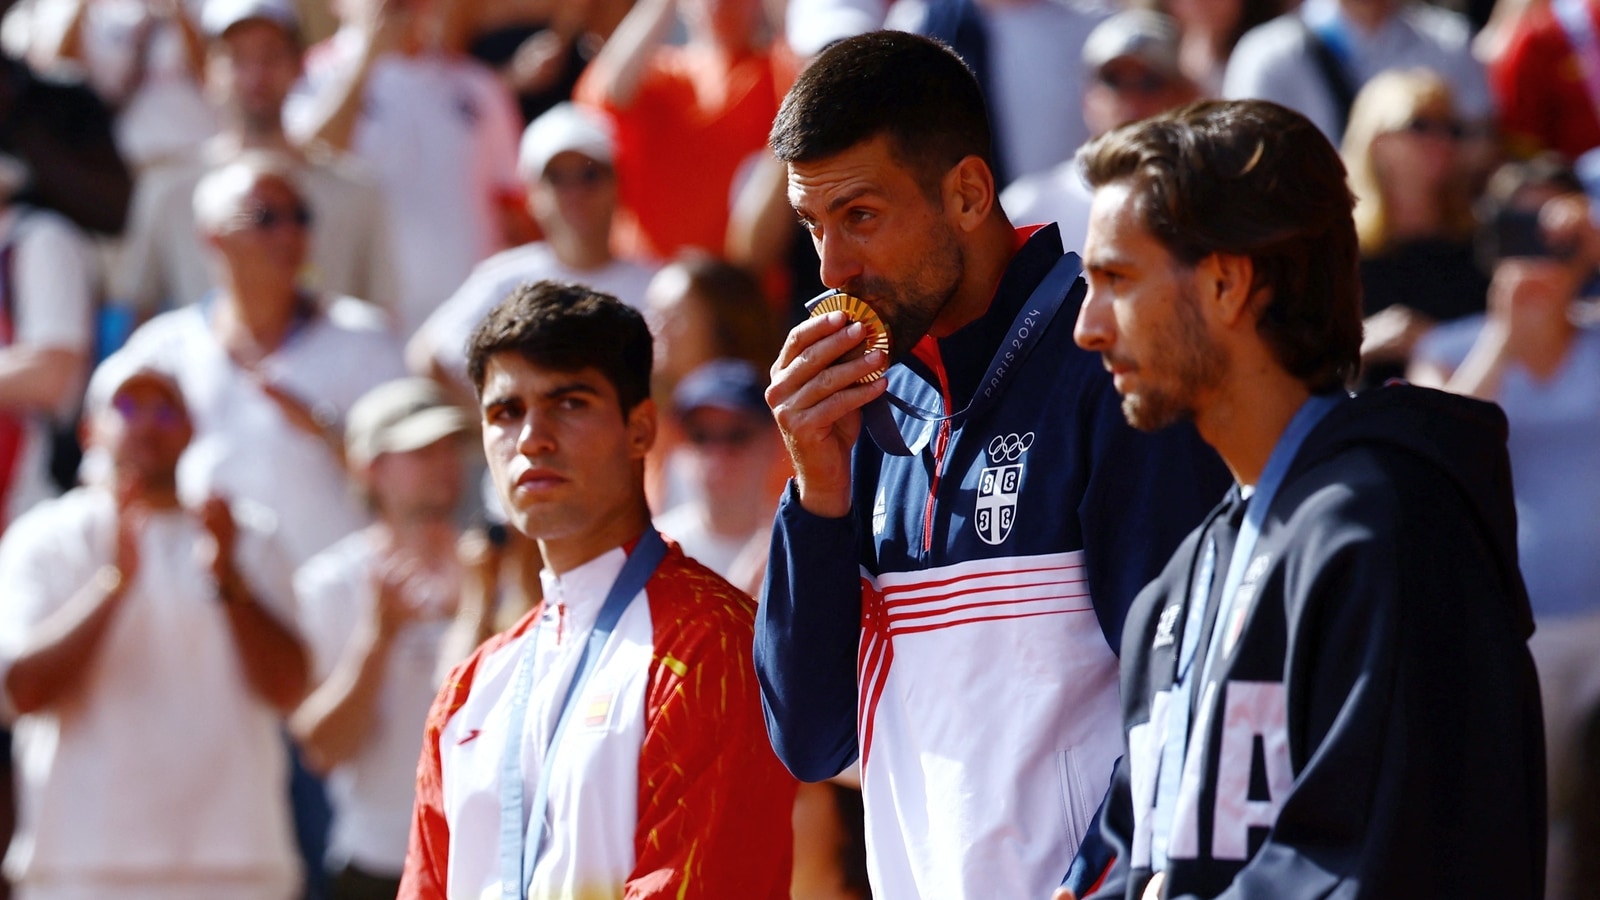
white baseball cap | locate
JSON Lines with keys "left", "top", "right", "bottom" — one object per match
{"left": 517, "top": 102, "right": 615, "bottom": 183}
{"left": 345, "top": 378, "right": 471, "bottom": 469}
{"left": 84, "top": 351, "right": 185, "bottom": 419}
{"left": 1082, "top": 10, "right": 1182, "bottom": 80}
{"left": 201, "top": 0, "right": 301, "bottom": 41}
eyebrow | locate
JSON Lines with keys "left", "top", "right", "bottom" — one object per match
{"left": 826, "top": 186, "right": 879, "bottom": 215}
{"left": 544, "top": 380, "right": 602, "bottom": 400}
{"left": 481, "top": 379, "right": 603, "bottom": 411}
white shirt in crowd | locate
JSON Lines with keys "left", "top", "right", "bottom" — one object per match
{"left": 295, "top": 528, "right": 453, "bottom": 876}
{"left": 287, "top": 34, "right": 523, "bottom": 340}
{"left": 0, "top": 206, "right": 96, "bottom": 528}
{"left": 114, "top": 295, "right": 407, "bottom": 567}
{"left": 0, "top": 488, "right": 301, "bottom": 900}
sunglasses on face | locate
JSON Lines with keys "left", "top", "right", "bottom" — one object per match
{"left": 684, "top": 425, "right": 762, "bottom": 450}
{"left": 541, "top": 163, "right": 612, "bottom": 190}
{"left": 1095, "top": 68, "right": 1172, "bottom": 94}
{"left": 1399, "top": 116, "right": 1466, "bottom": 141}
{"left": 236, "top": 203, "right": 313, "bottom": 232}
{"left": 111, "top": 394, "right": 186, "bottom": 429}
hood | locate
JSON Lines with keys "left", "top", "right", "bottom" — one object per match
{"left": 1294, "top": 383, "right": 1533, "bottom": 636}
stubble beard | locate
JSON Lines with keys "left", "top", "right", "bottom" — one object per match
{"left": 858, "top": 226, "right": 965, "bottom": 360}
{"left": 1121, "top": 285, "right": 1226, "bottom": 432}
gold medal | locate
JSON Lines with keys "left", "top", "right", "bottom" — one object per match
{"left": 807, "top": 292, "right": 892, "bottom": 384}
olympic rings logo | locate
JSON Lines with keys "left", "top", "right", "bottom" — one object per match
{"left": 987, "top": 432, "right": 1034, "bottom": 463}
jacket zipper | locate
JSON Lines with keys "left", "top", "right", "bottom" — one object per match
{"left": 918, "top": 342, "right": 954, "bottom": 554}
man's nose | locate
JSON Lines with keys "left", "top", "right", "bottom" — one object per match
{"left": 514, "top": 411, "right": 557, "bottom": 456}
{"left": 816, "top": 229, "right": 865, "bottom": 290}
{"left": 1074, "top": 284, "right": 1113, "bottom": 352}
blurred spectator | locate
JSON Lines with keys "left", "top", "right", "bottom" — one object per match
{"left": 112, "top": 153, "right": 405, "bottom": 568}
{"left": 1491, "top": 0, "right": 1600, "bottom": 161}
{"left": 1409, "top": 156, "right": 1600, "bottom": 900}
{"left": 643, "top": 250, "right": 781, "bottom": 401}
{"left": 0, "top": 165, "right": 96, "bottom": 530}
{"left": 1343, "top": 67, "right": 1488, "bottom": 385}
{"left": 286, "top": 0, "right": 522, "bottom": 339}
{"left": 1222, "top": 0, "right": 1491, "bottom": 147}
{"left": 409, "top": 101, "right": 656, "bottom": 399}
{"left": 1002, "top": 10, "right": 1200, "bottom": 254}
{"left": 642, "top": 252, "right": 781, "bottom": 514}
{"left": 1162, "top": 0, "right": 1281, "bottom": 95}
{"left": 291, "top": 377, "right": 470, "bottom": 900}
{"left": 1, "top": 0, "right": 217, "bottom": 168}
{"left": 115, "top": 155, "right": 406, "bottom": 900}
{"left": 0, "top": 54, "right": 131, "bottom": 235}
{"left": 448, "top": 0, "right": 634, "bottom": 125}
{"left": 0, "top": 353, "right": 307, "bottom": 899}
{"left": 654, "top": 359, "right": 785, "bottom": 578}
{"left": 114, "top": 0, "right": 398, "bottom": 319}
{"left": 573, "top": 0, "right": 794, "bottom": 262}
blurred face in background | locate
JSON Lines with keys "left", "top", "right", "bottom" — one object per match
{"left": 368, "top": 437, "right": 466, "bottom": 523}
{"left": 645, "top": 265, "right": 719, "bottom": 395}
{"left": 208, "top": 174, "right": 312, "bottom": 294}
{"left": 530, "top": 150, "right": 617, "bottom": 250}
{"left": 1083, "top": 57, "right": 1200, "bottom": 138}
{"left": 1370, "top": 103, "right": 1464, "bottom": 196}
{"left": 208, "top": 19, "right": 301, "bottom": 133}
{"left": 677, "top": 405, "right": 783, "bottom": 508}
{"left": 95, "top": 376, "right": 193, "bottom": 497}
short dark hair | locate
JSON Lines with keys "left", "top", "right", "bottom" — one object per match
{"left": 769, "top": 30, "right": 994, "bottom": 196}
{"left": 466, "top": 280, "right": 653, "bottom": 413}
{"left": 1078, "top": 100, "right": 1362, "bottom": 392}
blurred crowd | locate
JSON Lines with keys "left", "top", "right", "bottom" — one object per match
{"left": 0, "top": 0, "right": 1594, "bottom": 896}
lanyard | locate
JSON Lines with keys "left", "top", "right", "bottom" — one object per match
{"left": 497, "top": 528, "right": 667, "bottom": 900}
{"left": 808, "top": 252, "right": 1082, "bottom": 457}
{"left": 1149, "top": 393, "right": 1343, "bottom": 870}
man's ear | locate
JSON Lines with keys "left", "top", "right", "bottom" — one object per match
{"left": 1200, "top": 252, "right": 1259, "bottom": 328}
{"left": 627, "top": 397, "right": 657, "bottom": 459}
{"left": 944, "top": 155, "right": 995, "bottom": 233}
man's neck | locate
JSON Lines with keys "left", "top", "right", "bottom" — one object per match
{"left": 213, "top": 282, "right": 303, "bottom": 360}
{"left": 537, "top": 500, "right": 654, "bottom": 576}
{"left": 1194, "top": 363, "right": 1315, "bottom": 490}
{"left": 548, "top": 230, "right": 614, "bottom": 272}
{"left": 928, "top": 219, "right": 1018, "bottom": 339}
